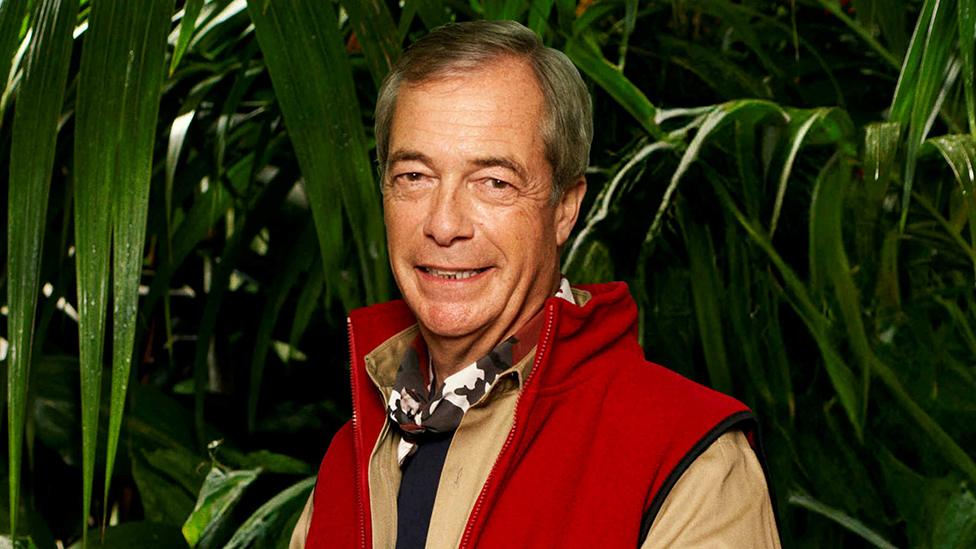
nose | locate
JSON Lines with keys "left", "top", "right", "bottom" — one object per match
{"left": 423, "top": 181, "right": 473, "bottom": 246}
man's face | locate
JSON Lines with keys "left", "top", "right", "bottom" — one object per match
{"left": 383, "top": 57, "right": 584, "bottom": 348}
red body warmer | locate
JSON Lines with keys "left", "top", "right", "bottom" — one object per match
{"left": 305, "top": 282, "right": 758, "bottom": 548}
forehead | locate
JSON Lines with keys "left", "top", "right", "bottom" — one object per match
{"left": 388, "top": 58, "right": 546, "bottom": 163}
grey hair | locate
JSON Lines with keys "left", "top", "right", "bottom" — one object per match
{"left": 374, "top": 20, "right": 593, "bottom": 199}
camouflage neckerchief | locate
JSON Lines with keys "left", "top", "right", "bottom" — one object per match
{"left": 388, "top": 278, "right": 576, "bottom": 465}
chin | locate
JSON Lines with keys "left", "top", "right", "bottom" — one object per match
{"left": 415, "top": 302, "right": 488, "bottom": 339}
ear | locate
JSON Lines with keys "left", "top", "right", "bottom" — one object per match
{"left": 554, "top": 177, "right": 587, "bottom": 247}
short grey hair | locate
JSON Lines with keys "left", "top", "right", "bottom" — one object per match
{"left": 374, "top": 20, "right": 593, "bottom": 199}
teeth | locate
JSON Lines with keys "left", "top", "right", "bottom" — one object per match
{"left": 426, "top": 267, "right": 482, "bottom": 280}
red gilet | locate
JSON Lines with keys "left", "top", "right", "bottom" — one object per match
{"left": 305, "top": 282, "right": 757, "bottom": 548}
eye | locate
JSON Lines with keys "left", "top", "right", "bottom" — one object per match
{"left": 391, "top": 171, "right": 434, "bottom": 188}
{"left": 473, "top": 177, "right": 518, "bottom": 202}
{"left": 395, "top": 172, "right": 425, "bottom": 182}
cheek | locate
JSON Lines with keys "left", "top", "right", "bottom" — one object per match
{"left": 384, "top": 201, "right": 415, "bottom": 243}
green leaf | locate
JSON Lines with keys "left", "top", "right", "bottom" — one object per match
{"left": 181, "top": 466, "right": 261, "bottom": 548}
{"left": 0, "top": 0, "right": 29, "bottom": 102}
{"left": 678, "top": 205, "right": 733, "bottom": 393}
{"left": 960, "top": 0, "right": 975, "bottom": 133}
{"left": 248, "top": 0, "right": 391, "bottom": 308}
{"left": 809, "top": 156, "right": 873, "bottom": 426}
{"left": 770, "top": 108, "right": 853, "bottom": 237}
{"left": 223, "top": 476, "right": 315, "bottom": 549}
{"left": 645, "top": 100, "right": 787, "bottom": 248}
{"left": 564, "top": 140, "right": 672, "bottom": 272}
{"left": 857, "top": 122, "right": 901, "bottom": 263}
{"left": 724, "top": 232, "right": 773, "bottom": 408}
{"left": 102, "top": 0, "right": 177, "bottom": 534}
{"left": 5, "top": 0, "right": 77, "bottom": 538}
{"left": 788, "top": 490, "right": 898, "bottom": 549}
{"left": 922, "top": 135, "right": 976, "bottom": 277}
{"left": 564, "top": 36, "right": 664, "bottom": 140}
{"left": 74, "top": 0, "right": 177, "bottom": 539}
{"left": 170, "top": 0, "right": 205, "bottom": 75}
{"left": 340, "top": 0, "right": 400, "bottom": 89}
{"left": 708, "top": 171, "right": 864, "bottom": 439}
{"left": 889, "top": 0, "right": 958, "bottom": 230}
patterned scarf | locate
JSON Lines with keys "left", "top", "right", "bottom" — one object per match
{"left": 388, "top": 278, "right": 576, "bottom": 464}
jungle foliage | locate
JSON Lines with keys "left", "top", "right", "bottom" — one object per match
{"left": 0, "top": 0, "right": 975, "bottom": 547}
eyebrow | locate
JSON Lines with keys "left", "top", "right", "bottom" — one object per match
{"left": 387, "top": 149, "right": 433, "bottom": 167}
{"left": 471, "top": 156, "right": 528, "bottom": 182}
{"left": 386, "top": 150, "right": 528, "bottom": 181}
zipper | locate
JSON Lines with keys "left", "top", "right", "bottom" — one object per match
{"left": 458, "top": 304, "right": 558, "bottom": 549}
{"left": 347, "top": 318, "right": 369, "bottom": 549}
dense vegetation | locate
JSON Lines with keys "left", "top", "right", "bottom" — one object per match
{"left": 1, "top": 0, "right": 974, "bottom": 547}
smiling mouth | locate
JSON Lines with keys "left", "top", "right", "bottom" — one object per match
{"left": 419, "top": 266, "right": 490, "bottom": 280}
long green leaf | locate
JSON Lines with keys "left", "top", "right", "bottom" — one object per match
{"left": 0, "top": 0, "right": 29, "bottom": 101}
{"left": 6, "top": 0, "right": 77, "bottom": 538}
{"left": 770, "top": 108, "right": 853, "bottom": 237}
{"left": 564, "top": 140, "right": 672, "bottom": 272}
{"left": 857, "top": 122, "right": 901, "bottom": 264}
{"left": 74, "top": 0, "right": 175, "bottom": 543}
{"left": 248, "top": 0, "right": 391, "bottom": 308}
{"left": 74, "top": 2, "right": 116, "bottom": 540}
{"left": 645, "top": 100, "right": 787, "bottom": 247}
{"left": 708, "top": 170, "right": 864, "bottom": 439}
{"left": 725, "top": 231, "right": 774, "bottom": 408}
{"left": 340, "top": 0, "right": 400, "bottom": 89}
{"left": 714, "top": 164, "right": 976, "bottom": 475}
{"left": 788, "top": 491, "right": 899, "bottom": 549}
{"left": 889, "top": 0, "right": 957, "bottom": 230}
{"left": 679, "top": 206, "right": 733, "bottom": 393}
{"left": 922, "top": 135, "right": 976, "bottom": 277}
{"left": 809, "top": 156, "right": 872, "bottom": 428}
{"left": 103, "top": 0, "right": 175, "bottom": 533}
{"left": 959, "top": 0, "right": 975, "bottom": 133}
{"left": 170, "top": 0, "right": 204, "bottom": 75}
{"left": 564, "top": 36, "right": 665, "bottom": 140}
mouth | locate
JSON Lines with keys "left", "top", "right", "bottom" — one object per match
{"left": 418, "top": 266, "right": 491, "bottom": 280}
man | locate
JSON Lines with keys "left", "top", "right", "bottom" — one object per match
{"left": 292, "top": 20, "right": 779, "bottom": 548}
